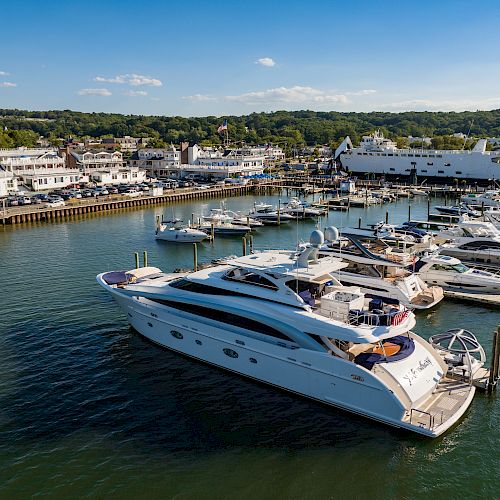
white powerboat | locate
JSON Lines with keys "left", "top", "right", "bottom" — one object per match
{"left": 414, "top": 254, "right": 500, "bottom": 294}
{"left": 156, "top": 218, "right": 208, "bottom": 243}
{"left": 438, "top": 217, "right": 500, "bottom": 266}
{"left": 248, "top": 203, "right": 295, "bottom": 225}
{"left": 203, "top": 206, "right": 263, "bottom": 228}
{"left": 97, "top": 230, "right": 486, "bottom": 437}
{"left": 282, "top": 197, "right": 323, "bottom": 218}
{"left": 318, "top": 229, "right": 444, "bottom": 310}
{"left": 461, "top": 191, "right": 500, "bottom": 208}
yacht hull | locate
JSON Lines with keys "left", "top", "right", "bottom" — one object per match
{"left": 99, "top": 283, "right": 469, "bottom": 437}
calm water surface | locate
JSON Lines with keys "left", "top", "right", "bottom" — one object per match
{"left": 0, "top": 193, "right": 499, "bottom": 498}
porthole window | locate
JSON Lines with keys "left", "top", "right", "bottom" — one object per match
{"left": 249, "top": 358, "right": 257, "bottom": 364}
{"left": 195, "top": 339, "right": 202, "bottom": 345}
{"left": 223, "top": 348, "right": 238, "bottom": 358}
{"left": 147, "top": 322, "right": 153, "bottom": 327}
{"left": 171, "top": 330, "right": 183, "bottom": 339}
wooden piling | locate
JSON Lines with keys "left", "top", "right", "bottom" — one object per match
{"left": 193, "top": 243, "right": 198, "bottom": 272}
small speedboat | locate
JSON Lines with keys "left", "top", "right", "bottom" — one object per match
{"left": 435, "top": 204, "right": 479, "bottom": 217}
{"left": 156, "top": 218, "right": 208, "bottom": 243}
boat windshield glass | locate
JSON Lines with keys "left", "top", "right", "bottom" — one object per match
{"left": 224, "top": 268, "right": 278, "bottom": 290}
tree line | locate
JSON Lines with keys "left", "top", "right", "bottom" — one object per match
{"left": 1, "top": 108, "right": 499, "bottom": 152}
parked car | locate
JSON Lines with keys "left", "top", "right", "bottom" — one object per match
{"left": 45, "top": 197, "right": 65, "bottom": 207}
{"left": 123, "top": 188, "right": 141, "bottom": 197}
{"left": 81, "top": 189, "right": 93, "bottom": 197}
{"left": 7, "top": 196, "right": 19, "bottom": 206}
{"left": 94, "top": 187, "right": 109, "bottom": 196}
{"left": 106, "top": 186, "right": 119, "bottom": 194}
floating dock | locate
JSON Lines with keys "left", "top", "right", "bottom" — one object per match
{"left": 443, "top": 290, "right": 500, "bottom": 306}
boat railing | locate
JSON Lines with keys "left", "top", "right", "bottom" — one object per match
{"left": 326, "top": 308, "right": 410, "bottom": 328}
{"left": 409, "top": 408, "right": 444, "bottom": 430}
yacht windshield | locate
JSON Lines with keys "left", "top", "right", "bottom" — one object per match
{"left": 452, "top": 263, "right": 469, "bottom": 273}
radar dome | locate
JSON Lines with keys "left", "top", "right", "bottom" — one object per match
{"left": 324, "top": 226, "right": 339, "bottom": 242}
{"left": 310, "top": 230, "right": 324, "bottom": 246}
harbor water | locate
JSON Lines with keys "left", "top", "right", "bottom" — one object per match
{"left": 0, "top": 193, "right": 499, "bottom": 498}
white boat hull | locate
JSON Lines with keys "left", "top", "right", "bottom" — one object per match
{"left": 97, "top": 284, "right": 468, "bottom": 437}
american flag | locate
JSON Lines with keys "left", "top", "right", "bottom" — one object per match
{"left": 217, "top": 120, "right": 228, "bottom": 134}
{"left": 391, "top": 310, "right": 409, "bottom": 326}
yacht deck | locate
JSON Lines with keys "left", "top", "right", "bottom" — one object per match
{"left": 403, "top": 378, "right": 474, "bottom": 432}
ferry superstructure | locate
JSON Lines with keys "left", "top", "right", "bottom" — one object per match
{"left": 339, "top": 131, "right": 500, "bottom": 180}
{"left": 96, "top": 232, "right": 486, "bottom": 437}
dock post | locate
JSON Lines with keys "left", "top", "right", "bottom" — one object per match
{"left": 242, "top": 236, "right": 247, "bottom": 256}
{"left": 134, "top": 252, "right": 139, "bottom": 269}
{"left": 427, "top": 198, "right": 430, "bottom": 220}
{"left": 481, "top": 202, "right": 485, "bottom": 219}
{"left": 143, "top": 250, "right": 148, "bottom": 268}
{"left": 193, "top": 243, "right": 198, "bottom": 271}
{"left": 156, "top": 215, "right": 160, "bottom": 234}
{"left": 277, "top": 199, "right": 281, "bottom": 225}
{"left": 385, "top": 210, "right": 389, "bottom": 224}
{"left": 488, "top": 326, "right": 500, "bottom": 392}
{"left": 211, "top": 223, "right": 215, "bottom": 243}
{"left": 408, "top": 205, "right": 411, "bottom": 222}
{"left": 248, "top": 234, "right": 253, "bottom": 253}
{"left": 358, "top": 217, "right": 361, "bottom": 229}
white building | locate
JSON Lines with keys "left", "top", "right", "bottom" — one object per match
{"left": 69, "top": 150, "right": 146, "bottom": 185}
{"left": 184, "top": 145, "right": 265, "bottom": 178}
{"left": 232, "top": 145, "right": 285, "bottom": 162}
{"left": 129, "top": 147, "right": 181, "bottom": 178}
{"left": 0, "top": 167, "right": 18, "bottom": 196}
{"left": 0, "top": 147, "right": 78, "bottom": 191}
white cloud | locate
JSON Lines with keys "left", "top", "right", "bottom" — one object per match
{"left": 381, "top": 97, "right": 500, "bottom": 112}
{"left": 256, "top": 57, "right": 276, "bottom": 67}
{"left": 0, "top": 81, "right": 17, "bottom": 88}
{"left": 182, "top": 93, "right": 217, "bottom": 102}
{"left": 0, "top": 71, "right": 9, "bottom": 76}
{"left": 124, "top": 90, "right": 148, "bottom": 97}
{"left": 77, "top": 88, "right": 112, "bottom": 96}
{"left": 347, "top": 89, "right": 376, "bottom": 96}
{"left": 94, "top": 73, "right": 162, "bottom": 87}
{"left": 225, "top": 86, "right": 349, "bottom": 104}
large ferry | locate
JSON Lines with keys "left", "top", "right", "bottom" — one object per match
{"left": 338, "top": 131, "right": 500, "bottom": 181}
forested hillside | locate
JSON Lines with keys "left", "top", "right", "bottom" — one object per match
{"left": 1, "top": 108, "right": 499, "bottom": 150}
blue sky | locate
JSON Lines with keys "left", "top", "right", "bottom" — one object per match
{"left": 1, "top": 0, "right": 499, "bottom": 116}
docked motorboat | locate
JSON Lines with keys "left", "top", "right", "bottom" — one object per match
{"left": 410, "top": 188, "right": 428, "bottom": 197}
{"left": 461, "top": 191, "right": 500, "bottom": 208}
{"left": 414, "top": 254, "right": 500, "bottom": 294}
{"left": 438, "top": 217, "right": 500, "bottom": 266}
{"left": 199, "top": 217, "right": 251, "bottom": 236}
{"left": 97, "top": 230, "right": 486, "bottom": 437}
{"left": 318, "top": 228, "right": 444, "bottom": 309}
{"left": 203, "top": 206, "right": 263, "bottom": 228}
{"left": 342, "top": 224, "right": 418, "bottom": 245}
{"left": 155, "top": 218, "right": 208, "bottom": 243}
{"left": 282, "top": 197, "right": 324, "bottom": 218}
{"left": 248, "top": 202, "right": 294, "bottom": 225}
{"left": 434, "top": 204, "right": 479, "bottom": 217}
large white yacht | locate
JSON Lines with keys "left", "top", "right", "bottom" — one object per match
{"left": 338, "top": 131, "right": 500, "bottom": 180}
{"left": 96, "top": 231, "right": 483, "bottom": 437}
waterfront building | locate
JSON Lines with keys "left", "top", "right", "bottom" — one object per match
{"left": 408, "top": 136, "right": 432, "bottom": 146}
{"left": 102, "top": 136, "right": 151, "bottom": 153}
{"left": 231, "top": 145, "right": 285, "bottom": 163}
{"left": 68, "top": 150, "right": 146, "bottom": 185}
{"left": 0, "top": 166, "right": 18, "bottom": 196}
{"left": 129, "top": 147, "right": 181, "bottom": 178}
{"left": 0, "top": 147, "right": 79, "bottom": 191}
{"left": 183, "top": 144, "right": 265, "bottom": 178}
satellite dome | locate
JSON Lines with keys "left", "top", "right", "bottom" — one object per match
{"left": 324, "top": 226, "right": 339, "bottom": 242}
{"left": 310, "top": 230, "right": 324, "bottom": 246}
